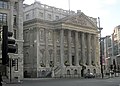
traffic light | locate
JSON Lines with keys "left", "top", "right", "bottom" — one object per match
{"left": 2, "top": 26, "right": 17, "bottom": 65}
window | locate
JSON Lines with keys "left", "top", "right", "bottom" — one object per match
{"left": 87, "top": 69, "right": 90, "bottom": 73}
{"left": 13, "top": 29, "right": 16, "bottom": 39}
{"left": 93, "top": 69, "right": 96, "bottom": 74}
{"left": 40, "top": 29, "right": 44, "bottom": 41}
{"left": 14, "top": 2, "right": 17, "bottom": 11}
{"left": 74, "top": 69, "right": 77, "bottom": 75}
{"left": 26, "top": 31, "right": 29, "bottom": 42}
{"left": 67, "top": 70, "right": 70, "bottom": 75}
{"left": 0, "top": 1, "right": 8, "bottom": 9}
{"left": 48, "top": 14, "right": 51, "bottom": 19}
{"left": 0, "top": 13, "right": 7, "bottom": 25}
{"left": 26, "top": 14, "right": 29, "bottom": 20}
{"left": 39, "top": 12, "right": 43, "bottom": 17}
{"left": 0, "top": 26, "right": 2, "bottom": 41}
{"left": 15, "top": 44, "right": 18, "bottom": 54}
{"left": 48, "top": 31, "right": 52, "bottom": 41}
{"left": 56, "top": 31, "right": 60, "bottom": 43}
{"left": 55, "top": 16, "right": 59, "bottom": 20}
{"left": 13, "top": 15, "right": 17, "bottom": 26}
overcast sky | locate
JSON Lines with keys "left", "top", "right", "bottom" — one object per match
{"left": 23, "top": 0, "right": 120, "bottom": 37}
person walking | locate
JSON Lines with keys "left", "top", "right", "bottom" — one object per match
{"left": 0, "top": 73, "right": 3, "bottom": 86}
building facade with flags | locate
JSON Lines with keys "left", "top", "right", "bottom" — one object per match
{"left": 23, "top": 1, "right": 101, "bottom": 78}
{"left": 0, "top": 0, "right": 24, "bottom": 80}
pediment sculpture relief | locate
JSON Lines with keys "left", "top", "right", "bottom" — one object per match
{"left": 65, "top": 15, "right": 87, "bottom": 26}
{"left": 64, "top": 14, "right": 96, "bottom": 29}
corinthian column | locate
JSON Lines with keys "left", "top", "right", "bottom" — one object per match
{"left": 93, "top": 34, "right": 97, "bottom": 66}
{"left": 75, "top": 31, "right": 79, "bottom": 66}
{"left": 87, "top": 33, "right": 91, "bottom": 66}
{"left": 45, "top": 29, "right": 49, "bottom": 67}
{"left": 60, "top": 29, "right": 64, "bottom": 67}
{"left": 81, "top": 32, "right": 85, "bottom": 65}
{"left": 53, "top": 30, "right": 57, "bottom": 66}
{"left": 68, "top": 30, "right": 72, "bottom": 66}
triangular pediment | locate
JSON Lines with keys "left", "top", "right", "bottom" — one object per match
{"left": 61, "top": 13, "right": 97, "bottom": 29}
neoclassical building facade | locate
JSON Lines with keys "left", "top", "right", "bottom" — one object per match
{"left": 23, "top": 1, "right": 101, "bottom": 78}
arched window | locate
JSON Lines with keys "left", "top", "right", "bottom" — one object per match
{"left": 87, "top": 69, "right": 90, "bottom": 73}
{"left": 67, "top": 70, "right": 70, "bottom": 75}
{"left": 93, "top": 69, "right": 96, "bottom": 74}
{"left": 74, "top": 69, "right": 77, "bottom": 75}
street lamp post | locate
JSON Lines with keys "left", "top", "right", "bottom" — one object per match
{"left": 98, "top": 17, "right": 104, "bottom": 78}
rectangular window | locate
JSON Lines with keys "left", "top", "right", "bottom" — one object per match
{"left": 39, "top": 29, "right": 44, "bottom": 41}
{"left": 14, "top": 29, "right": 16, "bottom": 39}
{"left": 48, "top": 31, "right": 52, "bottom": 40}
{"left": 0, "top": 26, "right": 2, "bottom": 41}
{"left": 0, "top": 13, "right": 2, "bottom": 24}
{"left": 13, "top": 15, "right": 17, "bottom": 26}
{"left": 0, "top": 1, "right": 8, "bottom": 9}
{"left": 56, "top": 31, "right": 60, "bottom": 43}
{"left": 24, "top": 31, "right": 29, "bottom": 42}
{"left": 0, "top": 13, "right": 7, "bottom": 26}
{"left": 55, "top": 16, "right": 59, "bottom": 20}
{"left": 26, "top": 14, "right": 29, "bottom": 20}
{"left": 39, "top": 12, "right": 43, "bottom": 17}
{"left": 48, "top": 14, "right": 51, "bottom": 19}
{"left": 14, "top": 2, "right": 17, "bottom": 11}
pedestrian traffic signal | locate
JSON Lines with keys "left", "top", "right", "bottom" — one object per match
{"left": 2, "top": 26, "right": 17, "bottom": 65}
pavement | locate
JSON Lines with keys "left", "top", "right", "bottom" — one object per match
{"left": 2, "top": 75, "right": 120, "bottom": 86}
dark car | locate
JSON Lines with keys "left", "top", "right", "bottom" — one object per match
{"left": 84, "top": 73, "right": 95, "bottom": 78}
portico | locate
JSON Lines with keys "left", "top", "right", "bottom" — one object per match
{"left": 23, "top": 11, "right": 101, "bottom": 78}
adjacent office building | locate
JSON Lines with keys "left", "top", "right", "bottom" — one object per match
{"left": 0, "top": 0, "right": 24, "bottom": 80}
{"left": 112, "top": 25, "right": 120, "bottom": 72}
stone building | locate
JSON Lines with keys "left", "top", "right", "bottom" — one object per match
{"left": 23, "top": 1, "right": 101, "bottom": 78}
{"left": 0, "top": 0, "right": 24, "bottom": 80}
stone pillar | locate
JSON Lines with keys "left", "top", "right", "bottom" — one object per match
{"left": 53, "top": 30, "right": 57, "bottom": 66}
{"left": 17, "top": 0, "right": 24, "bottom": 79}
{"left": 68, "top": 30, "right": 72, "bottom": 66}
{"left": 81, "top": 32, "right": 85, "bottom": 65}
{"left": 87, "top": 33, "right": 91, "bottom": 66}
{"left": 10, "top": 1, "right": 14, "bottom": 32}
{"left": 93, "top": 34, "right": 97, "bottom": 66}
{"left": 60, "top": 29, "right": 64, "bottom": 67}
{"left": 36, "top": 28, "right": 40, "bottom": 77}
{"left": 45, "top": 29, "right": 49, "bottom": 67}
{"left": 75, "top": 31, "right": 79, "bottom": 66}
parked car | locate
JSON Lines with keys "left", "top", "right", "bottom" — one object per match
{"left": 84, "top": 73, "right": 95, "bottom": 78}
